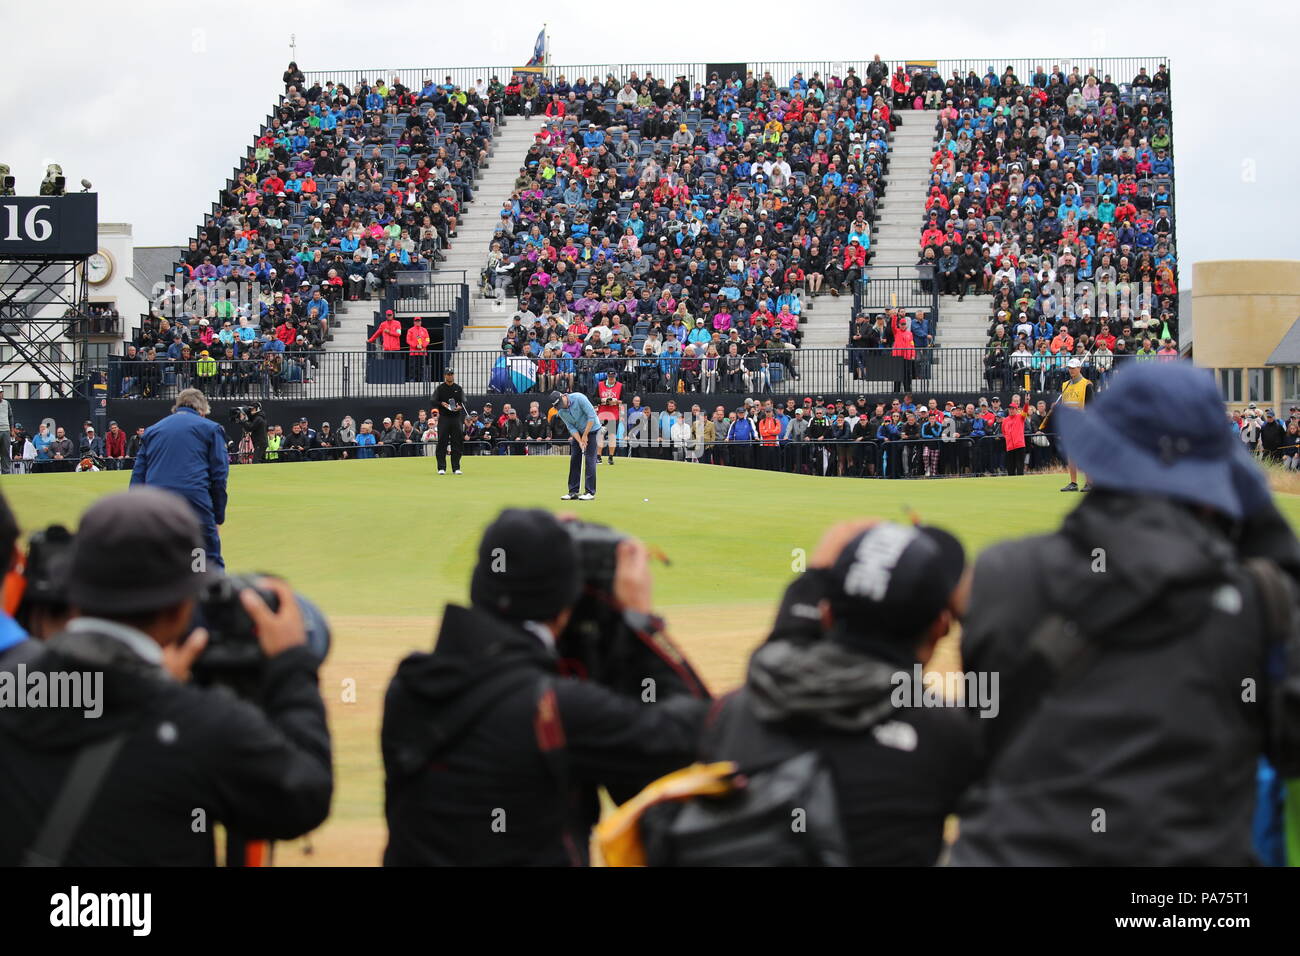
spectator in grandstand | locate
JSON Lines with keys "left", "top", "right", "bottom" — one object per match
{"left": 953, "top": 362, "right": 1300, "bottom": 865}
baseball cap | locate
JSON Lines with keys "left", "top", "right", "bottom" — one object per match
{"left": 470, "top": 509, "right": 582, "bottom": 621}
{"left": 1067, "top": 358, "right": 1083, "bottom": 368}
{"left": 65, "top": 489, "right": 211, "bottom": 615}
{"left": 822, "top": 523, "right": 966, "bottom": 645}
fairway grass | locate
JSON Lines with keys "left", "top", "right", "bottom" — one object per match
{"left": 5, "top": 457, "right": 1299, "bottom": 865}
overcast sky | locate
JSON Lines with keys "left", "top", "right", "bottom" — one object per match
{"left": 5, "top": 0, "right": 1296, "bottom": 281}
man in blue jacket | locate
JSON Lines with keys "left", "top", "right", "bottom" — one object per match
{"left": 130, "top": 388, "right": 229, "bottom": 569}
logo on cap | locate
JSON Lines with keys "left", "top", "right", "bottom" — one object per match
{"left": 843, "top": 524, "right": 917, "bottom": 601}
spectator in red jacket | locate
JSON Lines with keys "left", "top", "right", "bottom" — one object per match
{"left": 369, "top": 310, "right": 403, "bottom": 351}
{"left": 406, "top": 316, "right": 430, "bottom": 354}
{"left": 104, "top": 421, "right": 128, "bottom": 470}
{"left": 842, "top": 238, "right": 867, "bottom": 291}
{"left": 275, "top": 318, "right": 298, "bottom": 347}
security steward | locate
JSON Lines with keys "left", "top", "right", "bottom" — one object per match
{"left": 433, "top": 366, "right": 466, "bottom": 474}
{"left": 130, "top": 387, "right": 230, "bottom": 569}
{"left": 382, "top": 509, "right": 710, "bottom": 866}
{"left": 406, "top": 315, "right": 431, "bottom": 383}
{"left": 0, "top": 489, "right": 332, "bottom": 866}
{"left": 953, "top": 363, "right": 1300, "bottom": 865}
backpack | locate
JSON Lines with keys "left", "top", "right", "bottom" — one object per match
{"left": 596, "top": 691, "right": 849, "bottom": 867}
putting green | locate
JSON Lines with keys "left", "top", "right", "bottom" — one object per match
{"left": 4, "top": 457, "right": 1297, "bottom": 864}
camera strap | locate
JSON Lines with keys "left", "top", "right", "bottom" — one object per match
{"left": 22, "top": 732, "right": 128, "bottom": 867}
{"left": 532, "top": 676, "right": 582, "bottom": 867}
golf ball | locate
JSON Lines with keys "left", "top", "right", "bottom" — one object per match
{"left": 643, "top": 498, "right": 650, "bottom": 502}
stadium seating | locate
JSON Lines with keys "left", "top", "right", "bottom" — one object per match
{"left": 911, "top": 63, "right": 1178, "bottom": 390}
{"left": 482, "top": 67, "right": 894, "bottom": 392}
{"left": 119, "top": 69, "right": 496, "bottom": 394}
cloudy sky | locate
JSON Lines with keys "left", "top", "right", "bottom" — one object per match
{"left": 5, "top": 0, "right": 1296, "bottom": 281}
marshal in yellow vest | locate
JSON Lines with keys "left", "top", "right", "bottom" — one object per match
{"left": 1061, "top": 375, "right": 1091, "bottom": 409}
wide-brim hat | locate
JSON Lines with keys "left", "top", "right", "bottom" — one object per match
{"left": 1058, "top": 363, "right": 1270, "bottom": 522}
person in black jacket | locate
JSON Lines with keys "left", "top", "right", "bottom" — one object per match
{"left": 952, "top": 363, "right": 1300, "bottom": 865}
{"left": 0, "top": 489, "right": 332, "bottom": 866}
{"left": 696, "top": 519, "right": 981, "bottom": 866}
{"left": 1260, "top": 408, "right": 1286, "bottom": 462}
{"left": 382, "top": 509, "right": 710, "bottom": 866}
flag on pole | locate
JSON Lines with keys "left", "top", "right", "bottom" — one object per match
{"left": 515, "top": 27, "right": 547, "bottom": 77}
{"left": 489, "top": 354, "right": 538, "bottom": 392}
{"left": 526, "top": 27, "right": 545, "bottom": 67}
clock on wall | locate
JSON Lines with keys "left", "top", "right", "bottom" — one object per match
{"left": 86, "top": 249, "right": 114, "bottom": 285}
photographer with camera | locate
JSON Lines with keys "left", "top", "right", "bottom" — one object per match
{"left": 131, "top": 388, "right": 229, "bottom": 570}
{"left": 382, "top": 508, "right": 710, "bottom": 866}
{"left": 0, "top": 489, "right": 333, "bottom": 866}
{"left": 234, "top": 400, "right": 268, "bottom": 463}
{"left": 605, "top": 519, "right": 981, "bottom": 867}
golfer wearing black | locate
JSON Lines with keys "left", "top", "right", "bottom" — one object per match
{"left": 433, "top": 368, "right": 466, "bottom": 474}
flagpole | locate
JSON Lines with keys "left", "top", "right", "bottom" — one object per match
{"left": 543, "top": 23, "right": 550, "bottom": 69}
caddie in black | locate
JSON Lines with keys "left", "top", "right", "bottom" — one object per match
{"left": 0, "top": 488, "right": 333, "bottom": 866}
{"left": 952, "top": 362, "right": 1300, "bottom": 865}
{"left": 653, "top": 519, "right": 980, "bottom": 866}
{"left": 433, "top": 366, "right": 466, "bottom": 474}
{"left": 382, "top": 508, "right": 710, "bottom": 866}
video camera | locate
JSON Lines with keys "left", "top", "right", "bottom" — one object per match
{"left": 229, "top": 402, "right": 261, "bottom": 424}
{"left": 191, "top": 573, "right": 331, "bottom": 695}
{"left": 555, "top": 520, "right": 655, "bottom": 685}
{"left": 14, "top": 524, "right": 76, "bottom": 638}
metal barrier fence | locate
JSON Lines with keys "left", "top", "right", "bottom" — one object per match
{"left": 104, "top": 348, "right": 1130, "bottom": 400}
{"left": 31, "top": 435, "right": 1061, "bottom": 480}
{"left": 301, "top": 57, "right": 1169, "bottom": 96}
{"left": 854, "top": 266, "right": 938, "bottom": 316}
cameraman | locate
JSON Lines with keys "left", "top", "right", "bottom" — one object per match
{"left": 240, "top": 400, "right": 268, "bottom": 463}
{"left": 0, "top": 489, "right": 332, "bottom": 866}
{"left": 382, "top": 508, "right": 710, "bottom": 866}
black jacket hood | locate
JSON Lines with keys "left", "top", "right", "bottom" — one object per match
{"left": 383, "top": 604, "right": 554, "bottom": 779}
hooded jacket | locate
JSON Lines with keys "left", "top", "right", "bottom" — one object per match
{"left": 699, "top": 580, "right": 980, "bottom": 866}
{"left": 0, "top": 623, "right": 331, "bottom": 865}
{"left": 953, "top": 492, "right": 1300, "bottom": 866}
{"left": 382, "top": 604, "right": 709, "bottom": 866}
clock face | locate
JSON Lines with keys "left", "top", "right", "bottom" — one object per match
{"left": 87, "top": 252, "right": 112, "bottom": 285}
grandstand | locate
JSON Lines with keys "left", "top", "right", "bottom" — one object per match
{"left": 108, "top": 55, "right": 1173, "bottom": 410}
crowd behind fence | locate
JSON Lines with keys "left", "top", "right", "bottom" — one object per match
{"left": 22, "top": 434, "right": 1064, "bottom": 480}
{"left": 104, "top": 347, "right": 1132, "bottom": 401}
{"left": 300, "top": 57, "right": 1169, "bottom": 101}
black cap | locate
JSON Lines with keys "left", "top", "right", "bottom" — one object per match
{"left": 444, "top": 366, "right": 455, "bottom": 375}
{"left": 548, "top": 389, "right": 565, "bottom": 407}
{"left": 66, "top": 489, "right": 210, "bottom": 615}
{"left": 823, "top": 523, "right": 965, "bottom": 646}
{"left": 470, "top": 509, "right": 582, "bottom": 621}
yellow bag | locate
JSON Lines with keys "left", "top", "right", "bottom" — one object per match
{"left": 594, "top": 762, "right": 737, "bottom": 867}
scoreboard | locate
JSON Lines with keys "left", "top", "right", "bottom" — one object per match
{"left": 0, "top": 194, "right": 98, "bottom": 258}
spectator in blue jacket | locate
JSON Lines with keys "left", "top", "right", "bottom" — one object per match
{"left": 129, "top": 388, "right": 229, "bottom": 569}
{"left": 728, "top": 408, "right": 758, "bottom": 469}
